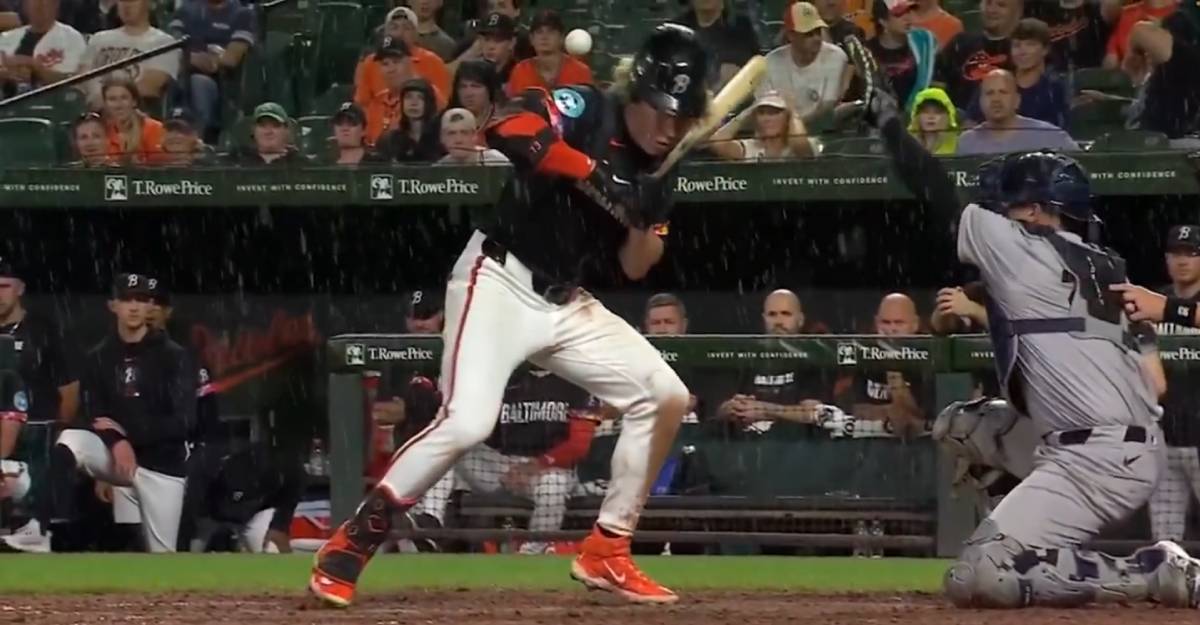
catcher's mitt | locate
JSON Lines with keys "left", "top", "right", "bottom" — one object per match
{"left": 842, "top": 34, "right": 900, "bottom": 129}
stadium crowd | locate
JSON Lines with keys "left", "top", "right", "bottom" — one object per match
{"left": 0, "top": 0, "right": 1197, "bottom": 165}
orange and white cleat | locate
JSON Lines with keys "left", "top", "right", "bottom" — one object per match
{"left": 308, "top": 523, "right": 368, "bottom": 608}
{"left": 570, "top": 527, "right": 678, "bottom": 604}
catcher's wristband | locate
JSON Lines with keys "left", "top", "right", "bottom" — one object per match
{"left": 1165, "top": 297, "right": 1197, "bottom": 327}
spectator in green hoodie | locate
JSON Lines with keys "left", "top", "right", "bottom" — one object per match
{"left": 908, "top": 86, "right": 958, "bottom": 154}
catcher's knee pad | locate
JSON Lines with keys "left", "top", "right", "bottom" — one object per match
{"left": 944, "top": 519, "right": 1030, "bottom": 609}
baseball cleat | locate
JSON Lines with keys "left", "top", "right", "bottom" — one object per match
{"left": 308, "top": 524, "right": 367, "bottom": 608}
{"left": 1152, "top": 540, "right": 1200, "bottom": 608}
{"left": 570, "top": 528, "right": 678, "bottom": 604}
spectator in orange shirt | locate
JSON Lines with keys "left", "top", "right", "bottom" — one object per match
{"left": 362, "top": 37, "right": 416, "bottom": 145}
{"left": 71, "top": 111, "right": 117, "bottom": 167}
{"left": 354, "top": 7, "right": 450, "bottom": 118}
{"left": 910, "top": 0, "right": 962, "bottom": 49}
{"left": 450, "top": 59, "right": 503, "bottom": 145}
{"left": 506, "top": 9, "right": 592, "bottom": 97}
{"left": 1103, "top": 0, "right": 1178, "bottom": 68}
{"left": 100, "top": 75, "right": 163, "bottom": 165}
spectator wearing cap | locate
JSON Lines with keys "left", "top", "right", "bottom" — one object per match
{"left": 0, "top": 0, "right": 86, "bottom": 98}
{"left": 1122, "top": 13, "right": 1200, "bottom": 144}
{"left": 355, "top": 6, "right": 450, "bottom": 124}
{"left": 1158, "top": 224, "right": 1200, "bottom": 334}
{"left": 449, "top": 59, "right": 502, "bottom": 145}
{"left": 956, "top": 69, "right": 1077, "bottom": 155}
{"left": 145, "top": 276, "right": 173, "bottom": 333}
{"left": 161, "top": 108, "right": 214, "bottom": 167}
{"left": 71, "top": 111, "right": 117, "bottom": 167}
{"left": 933, "top": 0, "right": 1021, "bottom": 109}
{"left": 707, "top": 90, "right": 819, "bottom": 160}
{"left": 361, "top": 36, "right": 418, "bottom": 145}
{"left": 966, "top": 18, "right": 1067, "bottom": 128}
{"left": 759, "top": 2, "right": 853, "bottom": 123}
{"left": 325, "top": 102, "right": 388, "bottom": 165}
{"left": 101, "top": 74, "right": 164, "bottom": 164}
{"left": 405, "top": 289, "right": 444, "bottom": 334}
{"left": 907, "top": 86, "right": 958, "bottom": 154}
{"left": 672, "top": 0, "right": 760, "bottom": 89}
{"left": 167, "top": 0, "right": 257, "bottom": 142}
{"left": 227, "top": 102, "right": 307, "bottom": 165}
{"left": 436, "top": 107, "right": 508, "bottom": 164}
{"left": 406, "top": 0, "right": 455, "bottom": 61}
{"left": 450, "top": 0, "right": 533, "bottom": 72}
{"left": 474, "top": 12, "right": 518, "bottom": 85}
{"left": 77, "top": 0, "right": 181, "bottom": 104}
{"left": 377, "top": 77, "right": 442, "bottom": 162}
{"left": 866, "top": 0, "right": 936, "bottom": 108}
{"left": 505, "top": 9, "right": 591, "bottom": 97}
{"left": 909, "top": 0, "right": 962, "bottom": 50}
{"left": 0, "top": 259, "right": 79, "bottom": 553}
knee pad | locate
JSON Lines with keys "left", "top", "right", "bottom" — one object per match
{"left": 945, "top": 521, "right": 1031, "bottom": 608}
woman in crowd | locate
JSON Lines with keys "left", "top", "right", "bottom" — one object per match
{"left": 100, "top": 76, "right": 164, "bottom": 165}
{"left": 907, "top": 86, "right": 958, "bottom": 155}
{"left": 71, "top": 112, "right": 116, "bottom": 167}
{"left": 706, "top": 90, "right": 820, "bottom": 160}
{"left": 378, "top": 78, "right": 442, "bottom": 162}
{"left": 449, "top": 59, "right": 503, "bottom": 146}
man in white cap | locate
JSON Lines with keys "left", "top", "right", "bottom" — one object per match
{"left": 758, "top": 1, "right": 853, "bottom": 123}
{"left": 436, "top": 107, "right": 509, "bottom": 165}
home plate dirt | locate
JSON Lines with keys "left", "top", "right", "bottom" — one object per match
{"left": 0, "top": 590, "right": 1195, "bottom": 624}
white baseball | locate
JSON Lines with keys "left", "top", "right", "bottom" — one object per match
{"left": 565, "top": 29, "right": 592, "bottom": 56}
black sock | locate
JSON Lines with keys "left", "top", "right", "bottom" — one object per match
{"left": 597, "top": 525, "right": 622, "bottom": 539}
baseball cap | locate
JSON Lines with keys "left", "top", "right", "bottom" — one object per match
{"left": 1167, "top": 225, "right": 1200, "bottom": 253}
{"left": 332, "top": 101, "right": 366, "bottom": 126}
{"left": 441, "top": 107, "right": 478, "bottom": 129}
{"left": 376, "top": 35, "right": 411, "bottom": 60}
{"left": 784, "top": 1, "right": 828, "bottom": 34}
{"left": 164, "top": 107, "right": 197, "bottom": 133}
{"left": 478, "top": 12, "right": 517, "bottom": 38}
{"left": 753, "top": 90, "right": 788, "bottom": 111}
{"left": 872, "top": 0, "right": 915, "bottom": 21}
{"left": 405, "top": 290, "right": 444, "bottom": 320}
{"left": 0, "top": 258, "right": 20, "bottom": 281}
{"left": 112, "top": 273, "right": 153, "bottom": 300}
{"left": 146, "top": 276, "right": 170, "bottom": 305}
{"left": 529, "top": 8, "right": 565, "bottom": 32}
{"left": 253, "top": 101, "right": 290, "bottom": 124}
{"left": 385, "top": 6, "right": 417, "bottom": 25}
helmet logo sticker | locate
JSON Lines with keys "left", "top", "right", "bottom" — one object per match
{"left": 670, "top": 74, "right": 692, "bottom": 95}
{"left": 552, "top": 88, "right": 586, "bottom": 118}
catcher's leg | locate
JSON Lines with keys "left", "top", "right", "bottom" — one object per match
{"left": 536, "top": 293, "right": 688, "bottom": 604}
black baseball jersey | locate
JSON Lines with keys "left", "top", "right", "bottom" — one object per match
{"left": 0, "top": 313, "right": 75, "bottom": 423}
{"left": 840, "top": 369, "right": 931, "bottom": 428}
{"left": 80, "top": 329, "right": 196, "bottom": 477}
{"left": 1155, "top": 284, "right": 1200, "bottom": 447}
{"left": 734, "top": 363, "right": 829, "bottom": 438}
{"left": 484, "top": 367, "right": 591, "bottom": 457}
{"left": 484, "top": 85, "right": 662, "bottom": 288}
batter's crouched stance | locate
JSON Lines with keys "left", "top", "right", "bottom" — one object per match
{"left": 859, "top": 63, "right": 1200, "bottom": 608}
{"left": 53, "top": 274, "right": 195, "bottom": 553}
{"left": 310, "top": 24, "right": 707, "bottom": 607}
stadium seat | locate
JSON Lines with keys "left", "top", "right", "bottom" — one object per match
{"left": 1090, "top": 130, "right": 1170, "bottom": 152}
{"left": 0, "top": 118, "right": 57, "bottom": 166}
{"left": 297, "top": 115, "right": 333, "bottom": 159}
{"left": 1068, "top": 99, "right": 1127, "bottom": 141}
{"left": 0, "top": 88, "right": 86, "bottom": 124}
{"left": 1073, "top": 67, "right": 1133, "bottom": 96}
{"left": 234, "top": 31, "right": 299, "bottom": 115}
{"left": 823, "top": 137, "right": 885, "bottom": 156}
{"left": 960, "top": 10, "right": 982, "bottom": 33}
{"left": 309, "top": 83, "right": 354, "bottom": 115}
{"left": 314, "top": 1, "right": 368, "bottom": 97}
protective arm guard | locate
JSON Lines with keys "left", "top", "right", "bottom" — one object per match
{"left": 931, "top": 397, "right": 1037, "bottom": 495}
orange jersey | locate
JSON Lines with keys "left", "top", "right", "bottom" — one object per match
{"left": 106, "top": 114, "right": 164, "bottom": 164}
{"left": 505, "top": 56, "right": 594, "bottom": 97}
{"left": 353, "top": 46, "right": 450, "bottom": 140}
{"left": 363, "top": 89, "right": 403, "bottom": 145}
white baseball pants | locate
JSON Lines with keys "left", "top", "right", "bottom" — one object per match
{"left": 376, "top": 230, "right": 687, "bottom": 535}
{"left": 58, "top": 429, "right": 186, "bottom": 553}
{"left": 417, "top": 445, "right": 577, "bottom": 531}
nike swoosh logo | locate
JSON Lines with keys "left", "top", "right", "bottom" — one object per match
{"left": 317, "top": 576, "right": 336, "bottom": 586}
{"left": 611, "top": 175, "right": 631, "bottom": 185}
{"left": 1124, "top": 456, "right": 1140, "bottom": 467}
{"left": 604, "top": 562, "right": 626, "bottom": 584}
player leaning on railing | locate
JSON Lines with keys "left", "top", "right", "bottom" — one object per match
{"left": 848, "top": 34, "right": 1200, "bottom": 609}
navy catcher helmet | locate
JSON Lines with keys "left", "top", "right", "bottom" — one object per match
{"left": 994, "top": 151, "right": 1092, "bottom": 222}
{"left": 629, "top": 23, "right": 710, "bottom": 118}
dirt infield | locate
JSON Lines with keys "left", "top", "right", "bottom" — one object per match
{"left": 1, "top": 590, "right": 1198, "bottom": 625}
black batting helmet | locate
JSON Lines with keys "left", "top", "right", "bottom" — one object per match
{"left": 629, "top": 23, "right": 709, "bottom": 118}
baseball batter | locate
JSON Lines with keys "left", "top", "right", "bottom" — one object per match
{"left": 310, "top": 24, "right": 707, "bottom": 607}
{"left": 862, "top": 63, "right": 1200, "bottom": 608}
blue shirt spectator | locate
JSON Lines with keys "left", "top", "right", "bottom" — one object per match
{"left": 168, "top": 0, "right": 256, "bottom": 140}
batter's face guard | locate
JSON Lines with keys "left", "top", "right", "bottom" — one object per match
{"left": 630, "top": 23, "right": 710, "bottom": 120}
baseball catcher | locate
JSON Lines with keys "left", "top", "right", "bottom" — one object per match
{"left": 849, "top": 34, "right": 1200, "bottom": 609}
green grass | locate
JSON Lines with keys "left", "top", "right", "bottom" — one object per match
{"left": 0, "top": 554, "right": 949, "bottom": 594}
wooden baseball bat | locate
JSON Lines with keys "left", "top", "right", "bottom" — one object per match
{"left": 651, "top": 54, "right": 768, "bottom": 180}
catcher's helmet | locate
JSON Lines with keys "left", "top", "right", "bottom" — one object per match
{"left": 629, "top": 23, "right": 709, "bottom": 118}
{"left": 989, "top": 150, "right": 1093, "bottom": 221}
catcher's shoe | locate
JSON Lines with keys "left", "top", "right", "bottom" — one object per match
{"left": 1151, "top": 540, "right": 1200, "bottom": 608}
{"left": 308, "top": 488, "right": 398, "bottom": 608}
{"left": 570, "top": 527, "right": 678, "bottom": 604}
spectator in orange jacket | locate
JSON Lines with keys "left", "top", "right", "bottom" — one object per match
{"left": 354, "top": 6, "right": 450, "bottom": 120}
{"left": 100, "top": 75, "right": 163, "bottom": 165}
{"left": 506, "top": 9, "right": 592, "bottom": 97}
{"left": 362, "top": 37, "right": 417, "bottom": 144}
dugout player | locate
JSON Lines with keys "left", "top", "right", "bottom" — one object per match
{"left": 1147, "top": 225, "right": 1200, "bottom": 542}
{"left": 51, "top": 273, "right": 196, "bottom": 553}
{"left": 0, "top": 259, "right": 78, "bottom": 553}
{"left": 310, "top": 24, "right": 706, "bottom": 607}
{"left": 416, "top": 365, "right": 597, "bottom": 555}
{"left": 861, "top": 59, "right": 1200, "bottom": 607}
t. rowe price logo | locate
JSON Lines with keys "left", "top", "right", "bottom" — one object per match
{"left": 1159, "top": 347, "right": 1200, "bottom": 361}
{"left": 367, "top": 346, "right": 436, "bottom": 362}
{"left": 395, "top": 178, "right": 480, "bottom": 195}
{"left": 104, "top": 175, "right": 214, "bottom": 201}
{"left": 838, "top": 342, "right": 930, "bottom": 365}
{"left": 674, "top": 175, "right": 749, "bottom": 194}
